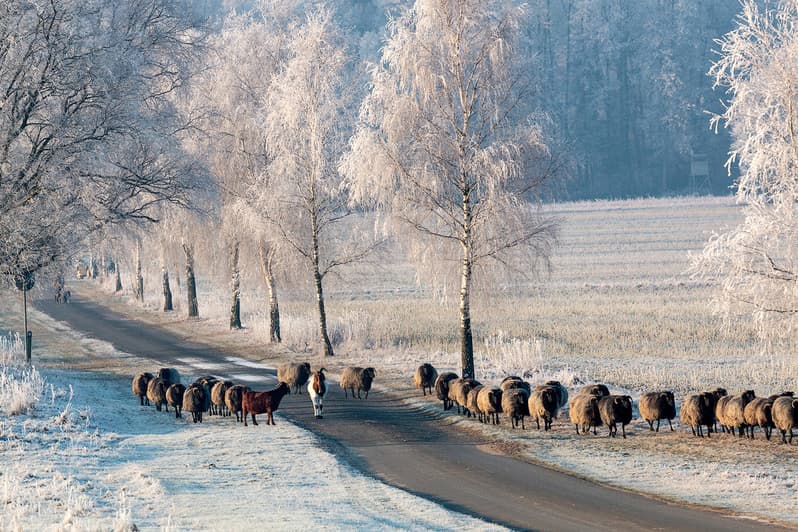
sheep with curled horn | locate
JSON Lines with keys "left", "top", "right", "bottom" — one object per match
{"left": 414, "top": 363, "right": 438, "bottom": 396}
{"left": 277, "top": 362, "right": 311, "bottom": 394}
{"left": 477, "top": 386, "right": 503, "bottom": 425}
{"left": 339, "top": 367, "right": 377, "bottom": 399}
{"left": 434, "top": 372, "right": 458, "bottom": 410}
{"left": 166, "top": 383, "right": 186, "bottom": 419}
{"left": 680, "top": 392, "right": 717, "bottom": 438}
{"left": 570, "top": 393, "right": 601, "bottom": 435}
{"left": 639, "top": 391, "right": 676, "bottom": 432}
{"left": 132, "top": 372, "right": 154, "bottom": 406}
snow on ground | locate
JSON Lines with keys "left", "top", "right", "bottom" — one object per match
{"left": 0, "top": 335, "right": 505, "bottom": 531}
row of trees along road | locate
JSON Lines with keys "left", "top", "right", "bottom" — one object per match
{"left": 7, "top": 0, "right": 797, "bottom": 376}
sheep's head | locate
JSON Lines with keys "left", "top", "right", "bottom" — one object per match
{"left": 741, "top": 390, "right": 756, "bottom": 403}
{"left": 364, "top": 367, "right": 376, "bottom": 379}
{"left": 302, "top": 362, "right": 311, "bottom": 371}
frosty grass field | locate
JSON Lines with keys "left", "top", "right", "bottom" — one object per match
{"left": 2, "top": 196, "right": 798, "bottom": 528}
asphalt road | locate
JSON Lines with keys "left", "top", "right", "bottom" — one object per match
{"left": 35, "top": 294, "right": 787, "bottom": 532}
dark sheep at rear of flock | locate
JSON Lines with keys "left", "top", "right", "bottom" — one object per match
{"left": 449, "top": 377, "right": 481, "bottom": 416}
{"left": 225, "top": 385, "right": 249, "bottom": 423}
{"left": 744, "top": 397, "right": 775, "bottom": 440}
{"left": 680, "top": 391, "right": 718, "bottom": 437}
{"left": 211, "top": 381, "right": 232, "bottom": 416}
{"left": 132, "top": 372, "right": 154, "bottom": 406}
{"left": 146, "top": 378, "right": 169, "bottom": 412}
{"left": 598, "top": 395, "right": 634, "bottom": 438}
{"left": 529, "top": 385, "right": 559, "bottom": 431}
{"left": 716, "top": 390, "right": 756, "bottom": 437}
{"left": 772, "top": 396, "right": 798, "bottom": 444}
{"left": 502, "top": 387, "right": 530, "bottom": 429}
{"left": 158, "top": 368, "right": 181, "bottom": 388}
{"left": 500, "top": 376, "right": 531, "bottom": 394}
{"left": 435, "top": 372, "right": 459, "bottom": 410}
{"left": 414, "top": 363, "right": 438, "bottom": 396}
{"left": 166, "top": 383, "right": 186, "bottom": 419}
{"left": 577, "top": 384, "right": 610, "bottom": 398}
{"left": 242, "top": 382, "right": 291, "bottom": 426}
{"left": 183, "top": 383, "right": 206, "bottom": 423}
{"left": 639, "top": 391, "right": 676, "bottom": 432}
{"left": 340, "top": 367, "right": 377, "bottom": 399}
{"left": 277, "top": 362, "right": 311, "bottom": 394}
{"left": 466, "top": 385, "right": 485, "bottom": 421}
{"left": 570, "top": 393, "right": 601, "bottom": 435}
{"left": 477, "top": 386, "right": 503, "bottom": 425}
{"left": 194, "top": 376, "right": 216, "bottom": 414}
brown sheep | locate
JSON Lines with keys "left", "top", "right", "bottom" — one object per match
{"left": 132, "top": 372, "right": 154, "bottom": 406}
{"left": 211, "top": 381, "right": 232, "bottom": 416}
{"left": 477, "top": 386, "right": 503, "bottom": 425}
{"left": 639, "top": 391, "right": 676, "bottom": 432}
{"left": 570, "top": 394, "right": 601, "bottom": 435}
{"left": 543, "top": 380, "right": 569, "bottom": 409}
{"left": 466, "top": 385, "right": 485, "bottom": 421}
{"left": 434, "top": 372, "right": 459, "bottom": 410}
{"left": 743, "top": 397, "right": 775, "bottom": 440}
{"left": 242, "top": 382, "right": 291, "bottom": 426}
{"left": 577, "top": 384, "right": 610, "bottom": 398}
{"left": 529, "top": 385, "right": 559, "bottom": 431}
{"left": 277, "top": 362, "right": 311, "bottom": 394}
{"left": 716, "top": 390, "right": 756, "bottom": 436}
{"left": 449, "top": 377, "right": 481, "bottom": 416}
{"left": 146, "top": 377, "right": 168, "bottom": 412}
{"left": 414, "top": 363, "right": 439, "bottom": 396}
{"left": 225, "top": 385, "right": 249, "bottom": 423}
{"left": 182, "top": 383, "right": 206, "bottom": 423}
{"left": 165, "top": 383, "right": 186, "bottom": 419}
{"left": 772, "top": 396, "right": 798, "bottom": 444}
{"left": 340, "top": 367, "right": 377, "bottom": 399}
{"left": 598, "top": 395, "right": 634, "bottom": 438}
{"left": 502, "top": 388, "right": 530, "bottom": 429}
{"left": 680, "top": 392, "right": 717, "bottom": 438}
{"left": 500, "top": 376, "right": 530, "bottom": 394}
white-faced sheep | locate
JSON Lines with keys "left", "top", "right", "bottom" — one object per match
{"left": 477, "top": 386, "right": 503, "bottom": 425}
{"left": 639, "top": 391, "right": 676, "bottom": 432}
{"left": 340, "top": 367, "right": 377, "bottom": 399}
{"left": 570, "top": 394, "right": 601, "bottom": 435}
{"left": 577, "top": 383, "right": 610, "bottom": 398}
{"left": 500, "top": 376, "right": 531, "bottom": 394}
{"left": 158, "top": 367, "right": 181, "bottom": 387}
{"left": 772, "top": 396, "right": 798, "bottom": 444}
{"left": 529, "top": 386, "right": 559, "bottom": 431}
{"left": 211, "top": 381, "right": 232, "bottom": 416}
{"left": 414, "top": 363, "right": 438, "bottom": 396}
{"left": 165, "top": 383, "right": 186, "bottom": 419}
{"left": 502, "top": 388, "right": 530, "bottom": 429}
{"left": 225, "top": 384, "right": 249, "bottom": 423}
{"left": 598, "top": 395, "right": 634, "bottom": 438}
{"left": 466, "top": 385, "right": 485, "bottom": 421}
{"left": 743, "top": 397, "right": 775, "bottom": 440}
{"left": 277, "top": 362, "right": 311, "bottom": 394}
{"left": 146, "top": 377, "right": 168, "bottom": 412}
{"left": 680, "top": 392, "right": 717, "bottom": 438}
{"left": 716, "top": 390, "right": 756, "bottom": 437}
{"left": 449, "top": 377, "right": 481, "bottom": 416}
{"left": 543, "top": 380, "right": 569, "bottom": 409}
{"left": 183, "top": 383, "right": 206, "bottom": 423}
{"left": 132, "top": 372, "right": 154, "bottom": 406}
{"left": 435, "top": 372, "right": 459, "bottom": 410}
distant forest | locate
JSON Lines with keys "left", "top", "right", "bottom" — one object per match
{"left": 196, "top": 0, "right": 742, "bottom": 200}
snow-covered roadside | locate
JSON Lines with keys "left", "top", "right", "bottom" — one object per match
{"left": 0, "top": 341, "right": 505, "bottom": 529}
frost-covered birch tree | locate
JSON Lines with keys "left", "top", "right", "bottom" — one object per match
{"left": 261, "top": 8, "right": 379, "bottom": 357}
{"left": 691, "top": 0, "right": 798, "bottom": 344}
{"left": 342, "top": 0, "right": 558, "bottom": 378}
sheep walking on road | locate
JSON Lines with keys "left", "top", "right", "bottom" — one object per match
{"left": 278, "top": 362, "right": 312, "bottom": 394}
{"left": 434, "top": 372, "right": 459, "bottom": 411}
{"left": 414, "top": 363, "right": 438, "bottom": 396}
{"left": 132, "top": 372, "right": 154, "bottom": 406}
{"left": 242, "top": 382, "right": 291, "bottom": 426}
{"left": 340, "top": 367, "right": 376, "bottom": 399}
{"left": 308, "top": 369, "right": 328, "bottom": 419}
{"left": 166, "top": 383, "right": 186, "bottom": 419}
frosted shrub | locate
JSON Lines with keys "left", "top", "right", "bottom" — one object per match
{"left": 0, "top": 365, "right": 46, "bottom": 415}
{"left": 479, "top": 333, "right": 581, "bottom": 386}
{"left": 0, "top": 333, "right": 25, "bottom": 366}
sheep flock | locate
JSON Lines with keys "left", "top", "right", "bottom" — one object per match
{"left": 131, "top": 362, "right": 798, "bottom": 446}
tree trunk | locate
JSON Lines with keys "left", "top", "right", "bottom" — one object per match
{"left": 310, "top": 212, "right": 333, "bottom": 357}
{"left": 135, "top": 243, "right": 144, "bottom": 302}
{"left": 258, "top": 240, "right": 281, "bottom": 343}
{"left": 229, "top": 240, "right": 241, "bottom": 330}
{"left": 183, "top": 242, "right": 199, "bottom": 318}
{"left": 162, "top": 266, "right": 173, "bottom": 312}
{"left": 114, "top": 257, "right": 122, "bottom": 292}
{"left": 459, "top": 178, "right": 475, "bottom": 379}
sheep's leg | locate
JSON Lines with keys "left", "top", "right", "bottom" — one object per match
{"left": 251, "top": 413, "right": 258, "bottom": 426}
{"left": 668, "top": 418, "right": 673, "bottom": 431}
{"left": 647, "top": 420, "right": 654, "bottom": 431}
{"left": 655, "top": 419, "right": 660, "bottom": 432}
{"left": 765, "top": 426, "right": 772, "bottom": 440}
{"left": 140, "top": 395, "right": 144, "bottom": 406}
{"left": 690, "top": 426, "right": 696, "bottom": 436}
{"left": 790, "top": 429, "right": 794, "bottom": 444}
{"left": 622, "top": 424, "right": 627, "bottom": 439}
{"left": 574, "top": 424, "right": 580, "bottom": 435}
